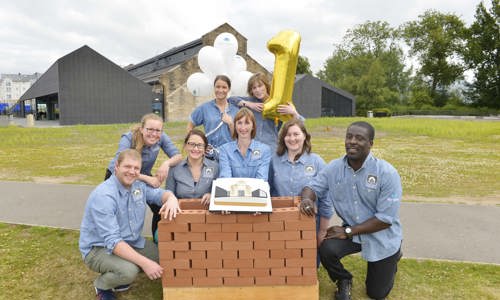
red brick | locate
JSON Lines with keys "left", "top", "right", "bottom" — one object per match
{"left": 302, "top": 248, "right": 317, "bottom": 259}
{"left": 284, "top": 220, "right": 315, "bottom": 231}
{"left": 223, "top": 276, "right": 255, "bottom": 286}
{"left": 239, "top": 268, "right": 270, "bottom": 277}
{"left": 191, "top": 223, "right": 221, "bottom": 232}
{"left": 222, "top": 223, "right": 253, "bottom": 232}
{"left": 169, "top": 258, "right": 190, "bottom": 269}
{"left": 286, "top": 239, "right": 316, "bottom": 249}
{"left": 160, "top": 266, "right": 175, "bottom": 278}
{"left": 175, "top": 210, "right": 206, "bottom": 224}
{"left": 191, "top": 259, "right": 222, "bottom": 269}
{"left": 285, "top": 258, "right": 311, "bottom": 267}
{"left": 238, "top": 249, "right": 269, "bottom": 259}
{"left": 223, "top": 258, "right": 254, "bottom": 268}
{"left": 269, "top": 231, "right": 301, "bottom": 240}
{"left": 159, "top": 250, "right": 173, "bottom": 260}
{"left": 157, "top": 231, "right": 173, "bottom": 241}
{"left": 269, "top": 207, "right": 300, "bottom": 221}
{"left": 222, "top": 241, "right": 253, "bottom": 250}
{"left": 175, "top": 269, "right": 206, "bottom": 278}
{"left": 206, "top": 232, "right": 237, "bottom": 241}
{"left": 301, "top": 230, "right": 316, "bottom": 240}
{"left": 270, "top": 248, "right": 302, "bottom": 259}
{"left": 302, "top": 267, "right": 318, "bottom": 277}
{"left": 237, "top": 232, "right": 269, "bottom": 241}
{"left": 207, "top": 268, "right": 238, "bottom": 277}
{"left": 190, "top": 241, "right": 221, "bottom": 250}
{"left": 206, "top": 213, "right": 237, "bottom": 223}
{"left": 174, "top": 232, "right": 205, "bottom": 241}
{"left": 158, "top": 241, "right": 189, "bottom": 251}
{"left": 287, "top": 276, "right": 317, "bottom": 285}
{"left": 206, "top": 249, "right": 238, "bottom": 260}
{"left": 299, "top": 211, "right": 316, "bottom": 221}
{"left": 179, "top": 199, "right": 205, "bottom": 210}
{"left": 236, "top": 213, "right": 269, "bottom": 223}
{"left": 174, "top": 250, "right": 205, "bottom": 260}
{"left": 271, "top": 267, "right": 301, "bottom": 277}
{"left": 163, "top": 276, "right": 192, "bottom": 287}
{"left": 271, "top": 197, "right": 295, "bottom": 208}
{"left": 158, "top": 222, "right": 190, "bottom": 232}
{"left": 254, "top": 258, "right": 284, "bottom": 268}
{"left": 253, "top": 221, "right": 284, "bottom": 232}
{"left": 254, "top": 240, "right": 285, "bottom": 250}
{"left": 255, "top": 276, "right": 286, "bottom": 286}
{"left": 193, "top": 276, "right": 222, "bottom": 287}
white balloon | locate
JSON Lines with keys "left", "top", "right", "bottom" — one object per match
{"left": 231, "top": 71, "right": 253, "bottom": 96}
{"left": 197, "top": 46, "right": 225, "bottom": 76}
{"left": 186, "top": 72, "right": 212, "bottom": 97}
{"left": 214, "top": 32, "right": 238, "bottom": 59}
{"left": 228, "top": 55, "right": 247, "bottom": 79}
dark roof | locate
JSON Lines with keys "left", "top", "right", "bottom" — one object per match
{"left": 295, "top": 74, "right": 355, "bottom": 100}
{"left": 20, "top": 62, "right": 59, "bottom": 100}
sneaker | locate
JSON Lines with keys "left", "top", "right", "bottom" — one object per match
{"left": 95, "top": 287, "right": 116, "bottom": 300}
{"left": 113, "top": 284, "right": 130, "bottom": 292}
{"left": 334, "top": 279, "right": 352, "bottom": 300}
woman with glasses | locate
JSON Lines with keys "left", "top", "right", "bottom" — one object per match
{"left": 166, "top": 129, "right": 218, "bottom": 208}
{"left": 218, "top": 108, "right": 271, "bottom": 180}
{"left": 106, "top": 113, "right": 182, "bottom": 236}
{"left": 187, "top": 75, "right": 239, "bottom": 159}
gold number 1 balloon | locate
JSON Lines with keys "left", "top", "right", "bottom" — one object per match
{"left": 263, "top": 30, "right": 301, "bottom": 123}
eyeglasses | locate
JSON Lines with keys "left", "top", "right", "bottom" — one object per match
{"left": 186, "top": 141, "right": 205, "bottom": 149}
{"left": 144, "top": 128, "right": 162, "bottom": 134}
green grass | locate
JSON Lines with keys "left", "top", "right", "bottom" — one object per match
{"left": 1, "top": 223, "right": 498, "bottom": 300}
{"left": 1, "top": 117, "right": 498, "bottom": 199}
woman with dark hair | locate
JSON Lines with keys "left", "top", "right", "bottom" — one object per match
{"left": 106, "top": 113, "right": 182, "bottom": 236}
{"left": 187, "top": 75, "right": 239, "bottom": 158}
{"left": 218, "top": 107, "right": 271, "bottom": 180}
{"left": 228, "top": 72, "right": 304, "bottom": 152}
{"left": 269, "top": 119, "right": 331, "bottom": 251}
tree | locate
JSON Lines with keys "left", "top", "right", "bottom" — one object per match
{"left": 402, "top": 10, "right": 467, "bottom": 106}
{"left": 296, "top": 55, "right": 312, "bottom": 75}
{"left": 464, "top": 0, "right": 500, "bottom": 108}
{"left": 318, "top": 21, "right": 410, "bottom": 115}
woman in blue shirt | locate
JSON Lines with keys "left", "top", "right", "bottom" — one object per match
{"left": 218, "top": 108, "right": 271, "bottom": 180}
{"left": 187, "top": 75, "right": 239, "bottom": 158}
{"left": 106, "top": 113, "right": 182, "bottom": 236}
{"left": 269, "top": 119, "right": 331, "bottom": 251}
{"left": 229, "top": 73, "right": 304, "bottom": 153}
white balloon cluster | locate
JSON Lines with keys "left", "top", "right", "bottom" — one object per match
{"left": 187, "top": 32, "right": 253, "bottom": 97}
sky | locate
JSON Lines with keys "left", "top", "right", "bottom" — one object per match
{"left": 0, "top": 0, "right": 485, "bottom": 76}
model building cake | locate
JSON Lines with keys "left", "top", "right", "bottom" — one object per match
{"left": 209, "top": 178, "right": 272, "bottom": 212}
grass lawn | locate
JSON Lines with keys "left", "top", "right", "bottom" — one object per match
{"left": 1, "top": 223, "right": 499, "bottom": 300}
{"left": 0, "top": 117, "right": 499, "bottom": 201}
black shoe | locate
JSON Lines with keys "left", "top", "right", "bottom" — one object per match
{"left": 334, "top": 279, "right": 352, "bottom": 300}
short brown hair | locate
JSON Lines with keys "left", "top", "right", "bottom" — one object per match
{"left": 184, "top": 129, "right": 208, "bottom": 150}
{"left": 246, "top": 73, "right": 270, "bottom": 98}
{"left": 117, "top": 149, "right": 142, "bottom": 166}
{"left": 276, "top": 119, "right": 312, "bottom": 160}
{"left": 232, "top": 107, "right": 257, "bottom": 139}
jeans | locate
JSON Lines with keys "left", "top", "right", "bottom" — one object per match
{"left": 83, "top": 239, "right": 159, "bottom": 290}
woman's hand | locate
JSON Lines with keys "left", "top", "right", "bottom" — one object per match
{"left": 201, "top": 193, "right": 211, "bottom": 208}
{"left": 277, "top": 103, "right": 298, "bottom": 117}
{"left": 245, "top": 101, "right": 264, "bottom": 112}
{"left": 140, "top": 174, "right": 161, "bottom": 188}
{"left": 156, "top": 162, "right": 170, "bottom": 183}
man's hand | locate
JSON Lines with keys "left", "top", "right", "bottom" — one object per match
{"left": 141, "top": 259, "right": 164, "bottom": 280}
{"left": 325, "top": 226, "right": 348, "bottom": 240}
{"left": 317, "top": 229, "right": 327, "bottom": 247}
{"left": 299, "top": 198, "right": 316, "bottom": 216}
{"left": 160, "top": 193, "right": 181, "bottom": 220}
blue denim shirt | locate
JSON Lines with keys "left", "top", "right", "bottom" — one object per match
{"left": 79, "top": 176, "right": 165, "bottom": 259}
{"left": 166, "top": 158, "right": 219, "bottom": 199}
{"left": 269, "top": 152, "right": 332, "bottom": 218}
{"left": 189, "top": 99, "right": 239, "bottom": 148}
{"left": 218, "top": 139, "right": 272, "bottom": 180}
{"left": 228, "top": 96, "right": 305, "bottom": 153}
{"left": 307, "top": 153, "right": 402, "bottom": 262}
{"left": 108, "top": 132, "right": 180, "bottom": 176}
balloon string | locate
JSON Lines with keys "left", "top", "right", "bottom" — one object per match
{"left": 274, "top": 117, "right": 279, "bottom": 126}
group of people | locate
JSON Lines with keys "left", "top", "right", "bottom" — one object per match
{"left": 79, "top": 73, "right": 403, "bottom": 300}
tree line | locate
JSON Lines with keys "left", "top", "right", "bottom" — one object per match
{"left": 297, "top": 0, "right": 499, "bottom": 116}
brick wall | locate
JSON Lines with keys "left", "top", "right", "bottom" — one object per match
{"left": 158, "top": 197, "right": 317, "bottom": 289}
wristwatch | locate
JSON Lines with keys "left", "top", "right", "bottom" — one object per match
{"left": 344, "top": 227, "right": 353, "bottom": 239}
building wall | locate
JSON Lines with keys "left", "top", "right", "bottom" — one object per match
{"left": 0, "top": 74, "right": 40, "bottom": 105}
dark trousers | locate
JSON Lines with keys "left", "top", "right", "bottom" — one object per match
{"left": 319, "top": 238, "right": 401, "bottom": 299}
{"left": 104, "top": 168, "right": 160, "bottom": 237}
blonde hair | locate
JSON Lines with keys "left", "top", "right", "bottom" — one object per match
{"left": 131, "top": 113, "right": 163, "bottom": 152}
{"left": 117, "top": 149, "right": 142, "bottom": 165}
{"left": 232, "top": 108, "right": 257, "bottom": 139}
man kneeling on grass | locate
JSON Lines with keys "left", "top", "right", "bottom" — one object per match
{"left": 79, "top": 149, "right": 181, "bottom": 300}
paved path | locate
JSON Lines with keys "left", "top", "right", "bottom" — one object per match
{"left": 1, "top": 181, "right": 499, "bottom": 265}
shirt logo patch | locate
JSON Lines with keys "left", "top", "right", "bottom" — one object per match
{"left": 251, "top": 150, "right": 261, "bottom": 159}
{"left": 132, "top": 188, "right": 143, "bottom": 202}
{"left": 367, "top": 175, "right": 377, "bottom": 185}
{"left": 305, "top": 165, "right": 315, "bottom": 174}
{"left": 204, "top": 167, "right": 214, "bottom": 177}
